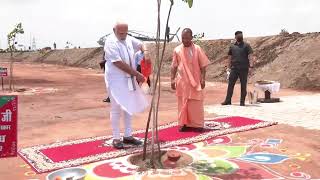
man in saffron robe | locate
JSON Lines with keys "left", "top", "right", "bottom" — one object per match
{"left": 171, "top": 28, "right": 210, "bottom": 132}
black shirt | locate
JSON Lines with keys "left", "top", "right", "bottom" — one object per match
{"left": 228, "top": 41, "right": 253, "bottom": 69}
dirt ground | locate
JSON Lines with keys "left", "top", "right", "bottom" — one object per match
{"left": 0, "top": 62, "right": 319, "bottom": 180}
{"left": 1, "top": 32, "right": 319, "bottom": 90}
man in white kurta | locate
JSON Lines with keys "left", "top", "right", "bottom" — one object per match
{"left": 104, "top": 22, "right": 149, "bottom": 149}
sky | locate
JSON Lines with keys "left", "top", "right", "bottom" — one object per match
{"left": 0, "top": 0, "right": 319, "bottom": 49}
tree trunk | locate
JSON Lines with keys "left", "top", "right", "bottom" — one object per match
{"left": 155, "top": 0, "right": 174, "bottom": 163}
{"left": 142, "top": 0, "right": 162, "bottom": 165}
{"left": 142, "top": 0, "right": 175, "bottom": 167}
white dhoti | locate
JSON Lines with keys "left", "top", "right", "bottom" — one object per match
{"left": 104, "top": 33, "right": 149, "bottom": 140}
{"left": 108, "top": 78, "right": 149, "bottom": 115}
{"left": 107, "top": 77, "right": 149, "bottom": 139}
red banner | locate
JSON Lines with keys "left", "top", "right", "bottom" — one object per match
{"left": 0, "top": 68, "right": 8, "bottom": 77}
{"left": 0, "top": 96, "right": 18, "bottom": 158}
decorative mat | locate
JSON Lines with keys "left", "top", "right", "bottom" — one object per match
{"left": 19, "top": 116, "right": 277, "bottom": 173}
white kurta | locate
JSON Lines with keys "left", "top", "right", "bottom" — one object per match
{"left": 104, "top": 33, "right": 149, "bottom": 115}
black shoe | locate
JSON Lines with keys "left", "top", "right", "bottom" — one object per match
{"left": 123, "top": 136, "right": 142, "bottom": 146}
{"left": 179, "top": 125, "right": 191, "bottom": 132}
{"left": 112, "top": 139, "right": 124, "bottom": 149}
{"left": 192, "top": 127, "right": 204, "bottom": 132}
{"left": 221, "top": 101, "right": 231, "bottom": 105}
{"left": 103, "top": 97, "right": 111, "bottom": 103}
{"left": 240, "top": 102, "right": 245, "bottom": 106}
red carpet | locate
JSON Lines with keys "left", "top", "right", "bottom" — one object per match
{"left": 18, "top": 116, "right": 277, "bottom": 173}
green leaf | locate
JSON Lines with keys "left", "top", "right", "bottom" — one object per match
{"left": 182, "top": 0, "right": 193, "bottom": 8}
{"left": 197, "top": 174, "right": 211, "bottom": 180}
{"left": 187, "top": 0, "right": 193, "bottom": 7}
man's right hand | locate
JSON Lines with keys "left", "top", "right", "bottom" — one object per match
{"left": 171, "top": 81, "right": 176, "bottom": 90}
{"left": 136, "top": 72, "right": 145, "bottom": 83}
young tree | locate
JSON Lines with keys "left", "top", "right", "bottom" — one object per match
{"left": 142, "top": 0, "right": 193, "bottom": 168}
{"left": 7, "top": 23, "right": 24, "bottom": 91}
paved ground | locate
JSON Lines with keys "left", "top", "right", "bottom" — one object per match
{"left": 205, "top": 94, "right": 320, "bottom": 130}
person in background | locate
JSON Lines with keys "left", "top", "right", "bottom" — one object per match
{"left": 99, "top": 53, "right": 110, "bottom": 103}
{"left": 135, "top": 46, "right": 151, "bottom": 89}
{"left": 221, "top": 31, "right": 254, "bottom": 106}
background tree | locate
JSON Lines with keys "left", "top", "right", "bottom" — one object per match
{"left": 7, "top": 23, "right": 24, "bottom": 91}
{"left": 193, "top": 32, "right": 205, "bottom": 45}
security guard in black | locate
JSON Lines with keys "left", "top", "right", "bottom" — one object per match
{"left": 222, "top": 31, "right": 253, "bottom": 106}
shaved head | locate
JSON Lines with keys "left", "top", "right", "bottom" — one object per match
{"left": 181, "top": 28, "right": 193, "bottom": 47}
{"left": 182, "top": 28, "right": 193, "bottom": 36}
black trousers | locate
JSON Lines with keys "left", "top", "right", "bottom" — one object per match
{"left": 225, "top": 68, "right": 248, "bottom": 103}
{"left": 136, "top": 65, "right": 151, "bottom": 87}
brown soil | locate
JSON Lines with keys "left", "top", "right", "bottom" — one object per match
{"left": 147, "top": 32, "right": 320, "bottom": 90}
{"left": 0, "top": 62, "right": 318, "bottom": 179}
{"left": 129, "top": 150, "right": 193, "bottom": 170}
{"left": 1, "top": 32, "right": 319, "bottom": 90}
